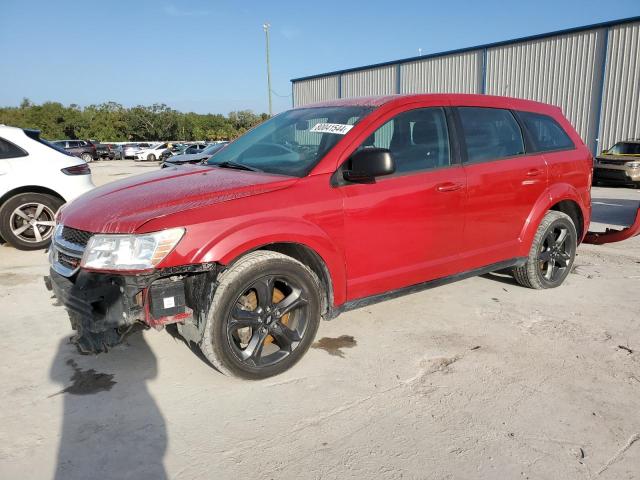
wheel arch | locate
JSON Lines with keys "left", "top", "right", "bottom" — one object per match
{"left": 519, "top": 184, "right": 589, "bottom": 255}
{"left": 0, "top": 185, "right": 66, "bottom": 208}
{"left": 191, "top": 221, "right": 347, "bottom": 308}
{"left": 244, "top": 242, "right": 335, "bottom": 317}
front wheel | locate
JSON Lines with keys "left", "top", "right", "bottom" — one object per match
{"left": 513, "top": 211, "right": 577, "bottom": 289}
{"left": 147, "top": 154, "right": 156, "bottom": 162}
{"left": 199, "top": 251, "right": 322, "bottom": 379}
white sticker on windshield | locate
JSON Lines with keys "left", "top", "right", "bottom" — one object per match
{"left": 309, "top": 123, "right": 354, "bottom": 135}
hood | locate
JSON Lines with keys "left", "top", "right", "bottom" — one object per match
{"left": 59, "top": 165, "right": 297, "bottom": 233}
{"left": 597, "top": 154, "right": 640, "bottom": 162}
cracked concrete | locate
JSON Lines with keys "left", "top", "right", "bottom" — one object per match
{"left": 0, "top": 161, "right": 639, "bottom": 479}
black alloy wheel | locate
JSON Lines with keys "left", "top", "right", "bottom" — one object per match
{"left": 226, "top": 274, "right": 308, "bottom": 368}
{"left": 513, "top": 210, "right": 577, "bottom": 289}
{"left": 537, "top": 224, "right": 574, "bottom": 283}
{"left": 198, "top": 251, "right": 322, "bottom": 379}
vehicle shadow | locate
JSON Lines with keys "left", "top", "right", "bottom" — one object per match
{"left": 164, "top": 324, "right": 220, "bottom": 372}
{"left": 480, "top": 271, "right": 520, "bottom": 286}
{"left": 590, "top": 197, "right": 640, "bottom": 226}
{"left": 49, "top": 331, "right": 167, "bottom": 480}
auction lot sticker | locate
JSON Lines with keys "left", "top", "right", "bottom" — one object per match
{"left": 310, "top": 123, "right": 354, "bottom": 134}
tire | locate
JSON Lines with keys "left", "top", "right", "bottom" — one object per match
{"left": 0, "top": 193, "right": 63, "bottom": 250}
{"left": 147, "top": 154, "right": 156, "bottom": 162}
{"left": 81, "top": 152, "right": 93, "bottom": 163}
{"left": 513, "top": 211, "right": 577, "bottom": 289}
{"left": 199, "top": 251, "right": 322, "bottom": 379}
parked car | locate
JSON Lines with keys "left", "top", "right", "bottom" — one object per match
{"left": 0, "top": 125, "right": 94, "bottom": 250}
{"left": 134, "top": 143, "right": 169, "bottom": 162}
{"left": 51, "top": 140, "right": 98, "bottom": 162}
{"left": 122, "top": 143, "right": 144, "bottom": 159}
{"left": 105, "top": 144, "right": 124, "bottom": 160}
{"left": 161, "top": 142, "right": 227, "bottom": 168}
{"left": 89, "top": 140, "right": 110, "bottom": 159}
{"left": 594, "top": 139, "right": 640, "bottom": 187}
{"left": 159, "top": 143, "right": 190, "bottom": 161}
{"left": 46, "top": 94, "right": 640, "bottom": 379}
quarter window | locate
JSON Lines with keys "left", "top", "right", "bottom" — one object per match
{"left": 517, "top": 111, "right": 575, "bottom": 152}
{"left": 458, "top": 107, "right": 525, "bottom": 163}
{"left": 0, "top": 137, "right": 28, "bottom": 159}
{"left": 358, "top": 107, "right": 451, "bottom": 174}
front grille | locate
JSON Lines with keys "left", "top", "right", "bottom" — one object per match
{"left": 58, "top": 251, "right": 81, "bottom": 270}
{"left": 61, "top": 226, "right": 93, "bottom": 247}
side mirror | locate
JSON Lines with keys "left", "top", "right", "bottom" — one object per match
{"left": 343, "top": 148, "right": 395, "bottom": 183}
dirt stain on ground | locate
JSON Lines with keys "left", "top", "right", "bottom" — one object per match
{"left": 50, "top": 359, "right": 116, "bottom": 396}
{"left": 312, "top": 335, "right": 357, "bottom": 358}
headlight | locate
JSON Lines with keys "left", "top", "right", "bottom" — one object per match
{"left": 626, "top": 162, "right": 640, "bottom": 168}
{"left": 81, "top": 228, "right": 185, "bottom": 271}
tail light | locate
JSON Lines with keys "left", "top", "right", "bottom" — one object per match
{"left": 61, "top": 164, "right": 91, "bottom": 175}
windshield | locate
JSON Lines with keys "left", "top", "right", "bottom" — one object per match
{"left": 608, "top": 142, "right": 640, "bottom": 155}
{"left": 206, "top": 106, "right": 373, "bottom": 176}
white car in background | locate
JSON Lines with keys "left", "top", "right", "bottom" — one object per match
{"left": 122, "top": 142, "right": 151, "bottom": 159}
{"left": 134, "top": 142, "right": 169, "bottom": 162}
{"left": 0, "top": 125, "right": 95, "bottom": 250}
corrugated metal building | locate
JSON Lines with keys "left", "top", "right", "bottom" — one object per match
{"left": 291, "top": 16, "right": 640, "bottom": 154}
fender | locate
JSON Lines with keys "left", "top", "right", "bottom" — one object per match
{"left": 518, "top": 183, "right": 590, "bottom": 256}
{"left": 192, "top": 217, "right": 348, "bottom": 306}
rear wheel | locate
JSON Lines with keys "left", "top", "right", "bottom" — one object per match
{"left": 147, "top": 154, "right": 156, "bottom": 162}
{"left": 81, "top": 152, "right": 93, "bottom": 163}
{"left": 199, "top": 251, "right": 322, "bottom": 379}
{"left": 513, "top": 211, "right": 577, "bottom": 289}
{"left": 0, "top": 193, "right": 62, "bottom": 250}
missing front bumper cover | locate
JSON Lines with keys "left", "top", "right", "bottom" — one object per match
{"left": 45, "top": 263, "right": 218, "bottom": 354}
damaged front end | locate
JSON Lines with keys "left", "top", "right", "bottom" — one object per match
{"left": 584, "top": 203, "right": 640, "bottom": 245}
{"left": 45, "top": 225, "right": 218, "bottom": 353}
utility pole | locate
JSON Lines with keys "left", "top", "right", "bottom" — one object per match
{"left": 263, "top": 22, "right": 273, "bottom": 116}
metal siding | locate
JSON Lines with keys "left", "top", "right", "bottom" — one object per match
{"left": 598, "top": 21, "right": 640, "bottom": 152}
{"left": 485, "top": 29, "right": 606, "bottom": 151}
{"left": 400, "top": 50, "right": 483, "bottom": 94}
{"left": 292, "top": 76, "right": 339, "bottom": 107}
{"left": 341, "top": 65, "right": 397, "bottom": 98}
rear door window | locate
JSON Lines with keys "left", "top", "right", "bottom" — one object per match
{"left": 0, "top": 137, "right": 28, "bottom": 159}
{"left": 458, "top": 107, "right": 525, "bottom": 163}
{"left": 516, "top": 111, "right": 575, "bottom": 152}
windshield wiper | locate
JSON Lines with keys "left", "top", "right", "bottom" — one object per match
{"left": 212, "top": 161, "right": 261, "bottom": 172}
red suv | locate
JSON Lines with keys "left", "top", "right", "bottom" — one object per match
{"left": 46, "top": 94, "right": 640, "bottom": 379}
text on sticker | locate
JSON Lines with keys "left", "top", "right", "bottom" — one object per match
{"left": 309, "top": 123, "right": 354, "bottom": 135}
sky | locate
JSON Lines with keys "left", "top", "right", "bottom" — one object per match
{"left": 1, "top": 0, "right": 638, "bottom": 115}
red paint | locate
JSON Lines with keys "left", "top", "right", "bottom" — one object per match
{"left": 61, "top": 94, "right": 602, "bottom": 308}
{"left": 584, "top": 204, "right": 640, "bottom": 244}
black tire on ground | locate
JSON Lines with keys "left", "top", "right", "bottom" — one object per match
{"left": 199, "top": 251, "right": 322, "bottom": 379}
{"left": 81, "top": 153, "right": 93, "bottom": 162}
{"left": 0, "top": 193, "right": 63, "bottom": 250}
{"left": 147, "top": 154, "right": 156, "bottom": 162}
{"left": 512, "top": 210, "right": 577, "bottom": 289}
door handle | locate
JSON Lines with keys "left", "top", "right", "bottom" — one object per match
{"left": 526, "top": 168, "right": 543, "bottom": 177}
{"left": 436, "top": 182, "right": 463, "bottom": 192}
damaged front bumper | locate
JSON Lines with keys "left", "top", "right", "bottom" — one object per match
{"left": 45, "top": 264, "right": 218, "bottom": 354}
{"left": 584, "top": 203, "right": 640, "bottom": 245}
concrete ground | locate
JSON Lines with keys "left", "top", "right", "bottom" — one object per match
{"left": 0, "top": 160, "right": 639, "bottom": 480}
